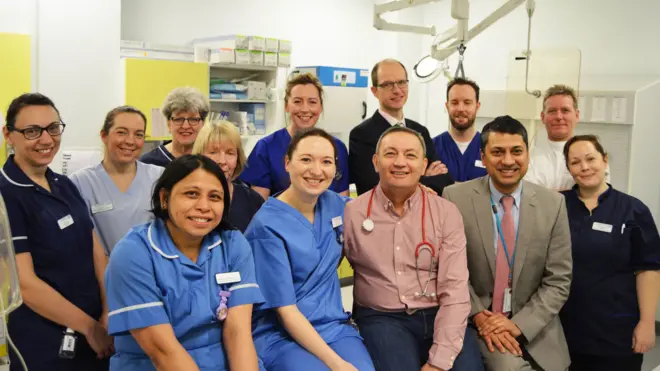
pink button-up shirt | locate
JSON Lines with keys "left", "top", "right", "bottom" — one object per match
{"left": 344, "top": 185, "right": 470, "bottom": 370}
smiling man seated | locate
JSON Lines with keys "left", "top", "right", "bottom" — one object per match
{"left": 443, "top": 116, "right": 572, "bottom": 371}
{"left": 343, "top": 126, "right": 484, "bottom": 371}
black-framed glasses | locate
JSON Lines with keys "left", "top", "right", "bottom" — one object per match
{"left": 377, "top": 79, "right": 409, "bottom": 91}
{"left": 9, "top": 122, "right": 66, "bottom": 140}
{"left": 170, "top": 117, "right": 203, "bottom": 126}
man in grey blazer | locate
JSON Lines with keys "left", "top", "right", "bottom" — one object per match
{"left": 443, "top": 115, "right": 572, "bottom": 371}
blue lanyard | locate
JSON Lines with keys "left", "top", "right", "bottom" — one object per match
{"left": 490, "top": 196, "right": 519, "bottom": 282}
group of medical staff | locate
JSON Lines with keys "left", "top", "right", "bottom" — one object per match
{"left": 1, "top": 56, "right": 659, "bottom": 371}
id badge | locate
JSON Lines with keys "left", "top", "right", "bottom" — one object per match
{"left": 503, "top": 288, "right": 512, "bottom": 313}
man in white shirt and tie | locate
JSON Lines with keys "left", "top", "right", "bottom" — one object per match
{"left": 524, "top": 84, "right": 610, "bottom": 191}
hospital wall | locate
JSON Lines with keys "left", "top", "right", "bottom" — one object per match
{"left": 119, "top": 0, "right": 427, "bottom": 126}
{"left": 422, "top": 0, "right": 660, "bottom": 137}
{"left": 0, "top": 0, "right": 122, "bottom": 173}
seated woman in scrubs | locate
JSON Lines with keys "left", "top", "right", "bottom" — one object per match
{"left": 245, "top": 128, "right": 374, "bottom": 371}
{"left": 105, "top": 154, "right": 265, "bottom": 371}
{"left": 70, "top": 106, "right": 164, "bottom": 254}
{"left": 239, "top": 73, "right": 350, "bottom": 199}
{"left": 192, "top": 120, "right": 264, "bottom": 232}
{"left": 0, "top": 93, "right": 113, "bottom": 371}
{"left": 559, "top": 135, "right": 660, "bottom": 371}
{"left": 140, "top": 87, "right": 210, "bottom": 167}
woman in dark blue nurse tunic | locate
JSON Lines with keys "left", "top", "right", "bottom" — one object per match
{"left": 245, "top": 128, "right": 374, "bottom": 371}
{"left": 238, "top": 73, "right": 350, "bottom": 200}
{"left": 105, "top": 155, "right": 264, "bottom": 371}
{"left": 0, "top": 93, "right": 113, "bottom": 371}
{"left": 192, "top": 119, "right": 264, "bottom": 232}
{"left": 559, "top": 135, "right": 660, "bottom": 371}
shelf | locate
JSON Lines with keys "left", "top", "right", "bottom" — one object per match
{"left": 209, "top": 63, "right": 277, "bottom": 72}
{"left": 210, "top": 98, "right": 273, "bottom": 103}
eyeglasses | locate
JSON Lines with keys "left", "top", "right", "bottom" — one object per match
{"left": 9, "top": 122, "right": 66, "bottom": 140}
{"left": 170, "top": 117, "right": 203, "bottom": 126}
{"left": 377, "top": 79, "right": 409, "bottom": 91}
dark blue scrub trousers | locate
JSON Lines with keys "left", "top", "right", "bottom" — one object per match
{"left": 354, "top": 305, "right": 484, "bottom": 371}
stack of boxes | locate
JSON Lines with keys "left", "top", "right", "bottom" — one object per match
{"left": 193, "top": 34, "right": 291, "bottom": 67}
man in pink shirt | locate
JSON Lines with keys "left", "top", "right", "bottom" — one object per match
{"left": 344, "top": 126, "right": 484, "bottom": 371}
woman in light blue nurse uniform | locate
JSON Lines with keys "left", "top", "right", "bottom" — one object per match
{"left": 70, "top": 106, "right": 163, "bottom": 254}
{"left": 105, "top": 155, "right": 265, "bottom": 371}
{"left": 245, "top": 128, "right": 374, "bottom": 371}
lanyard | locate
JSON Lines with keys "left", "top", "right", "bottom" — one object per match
{"left": 490, "top": 196, "right": 519, "bottom": 282}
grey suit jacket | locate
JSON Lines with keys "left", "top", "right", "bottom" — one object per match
{"left": 443, "top": 177, "right": 572, "bottom": 371}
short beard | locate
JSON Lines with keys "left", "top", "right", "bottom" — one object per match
{"left": 449, "top": 116, "right": 475, "bottom": 132}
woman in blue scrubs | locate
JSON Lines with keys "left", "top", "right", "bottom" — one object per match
{"left": 105, "top": 154, "right": 264, "bottom": 371}
{"left": 70, "top": 106, "right": 163, "bottom": 254}
{"left": 140, "top": 87, "right": 210, "bottom": 167}
{"left": 559, "top": 135, "right": 660, "bottom": 371}
{"left": 238, "top": 73, "right": 350, "bottom": 199}
{"left": 245, "top": 128, "right": 374, "bottom": 371}
{"left": 0, "top": 93, "right": 113, "bottom": 371}
{"left": 192, "top": 120, "right": 264, "bottom": 232}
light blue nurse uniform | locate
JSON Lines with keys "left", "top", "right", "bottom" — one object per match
{"left": 245, "top": 191, "right": 374, "bottom": 371}
{"left": 69, "top": 161, "right": 163, "bottom": 254}
{"left": 105, "top": 219, "right": 265, "bottom": 371}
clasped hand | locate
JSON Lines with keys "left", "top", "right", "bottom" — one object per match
{"left": 474, "top": 310, "right": 522, "bottom": 356}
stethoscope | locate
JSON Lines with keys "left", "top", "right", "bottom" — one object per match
{"left": 363, "top": 185, "right": 437, "bottom": 299}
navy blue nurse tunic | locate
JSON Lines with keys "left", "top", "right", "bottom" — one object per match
{"left": 1, "top": 155, "right": 107, "bottom": 371}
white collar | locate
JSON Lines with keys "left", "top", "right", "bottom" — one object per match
{"left": 379, "top": 109, "right": 406, "bottom": 127}
{"left": 147, "top": 221, "right": 223, "bottom": 260}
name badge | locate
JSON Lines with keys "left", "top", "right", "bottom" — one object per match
{"left": 475, "top": 160, "right": 485, "bottom": 168}
{"left": 91, "top": 203, "right": 114, "bottom": 214}
{"left": 57, "top": 215, "right": 74, "bottom": 230}
{"left": 503, "top": 288, "right": 512, "bottom": 312}
{"left": 592, "top": 222, "right": 613, "bottom": 233}
{"left": 215, "top": 272, "right": 241, "bottom": 285}
{"left": 332, "top": 216, "right": 343, "bottom": 228}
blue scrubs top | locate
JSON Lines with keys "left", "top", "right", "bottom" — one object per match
{"left": 560, "top": 185, "right": 660, "bottom": 356}
{"left": 245, "top": 191, "right": 361, "bottom": 355}
{"left": 69, "top": 161, "right": 164, "bottom": 254}
{"left": 139, "top": 144, "right": 173, "bottom": 167}
{"left": 432, "top": 131, "right": 486, "bottom": 182}
{"left": 229, "top": 180, "right": 264, "bottom": 232}
{"left": 239, "top": 128, "right": 350, "bottom": 194}
{"left": 0, "top": 155, "right": 105, "bottom": 371}
{"left": 105, "top": 219, "right": 265, "bottom": 371}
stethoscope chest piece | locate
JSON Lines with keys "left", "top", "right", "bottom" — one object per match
{"left": 362, "top": 218, "right": 374, "bottom": 232}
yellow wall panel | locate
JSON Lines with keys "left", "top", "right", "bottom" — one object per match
{"left": 0, "top": 33, "right": 31, "bottom": 165}
{"left": 124, "top": 58, "right": 208, "bottom": 139}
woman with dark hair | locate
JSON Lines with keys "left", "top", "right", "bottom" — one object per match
{"left": 70, "top": 106, "right": 164, "bottom": 255}
{"left": 0, "top": 93, "right": 113, "bottom": 371}
{"left": 245, "top": 128, "right": 374, "bottom": 371}
{"left": 105, "top": 154, "right": 264, "bottom": 371}
{"left": 560, "top": 135, "right": 660, "bottom": 371}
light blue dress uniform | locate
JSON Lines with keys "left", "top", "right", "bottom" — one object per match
{"left": 105, "top": 219, "right": 265, "bottom": 371}
{"left": 69, "top": 161, "right": 163, "bottom": 255}
{"left": 245, "top": 191, "right": 375, "bottom": 371}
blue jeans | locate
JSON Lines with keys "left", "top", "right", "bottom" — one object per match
{"left": 354, "top": 305, "right": 484, "bottom": 371}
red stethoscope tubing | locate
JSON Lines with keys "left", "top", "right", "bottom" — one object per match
{"left": 364, "top": 185, "right": 436, "bottom": 258}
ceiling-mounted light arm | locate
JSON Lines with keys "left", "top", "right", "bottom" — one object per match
{"left": 431, "top": 0, "right": 526, "bottom": 62}
{"left": 522, "top": 0, "right": 541, "bottom": 98}
{"left": 373, "top": 0, "right": 441, "bottom": 36}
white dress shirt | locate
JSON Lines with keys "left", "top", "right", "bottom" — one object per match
{"left": 379, "top": 109, "right": 406, "bottom": 127}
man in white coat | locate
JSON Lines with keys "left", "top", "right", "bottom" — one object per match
{"left": 524, "top": 84, "right": 609, "bottom": 191}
